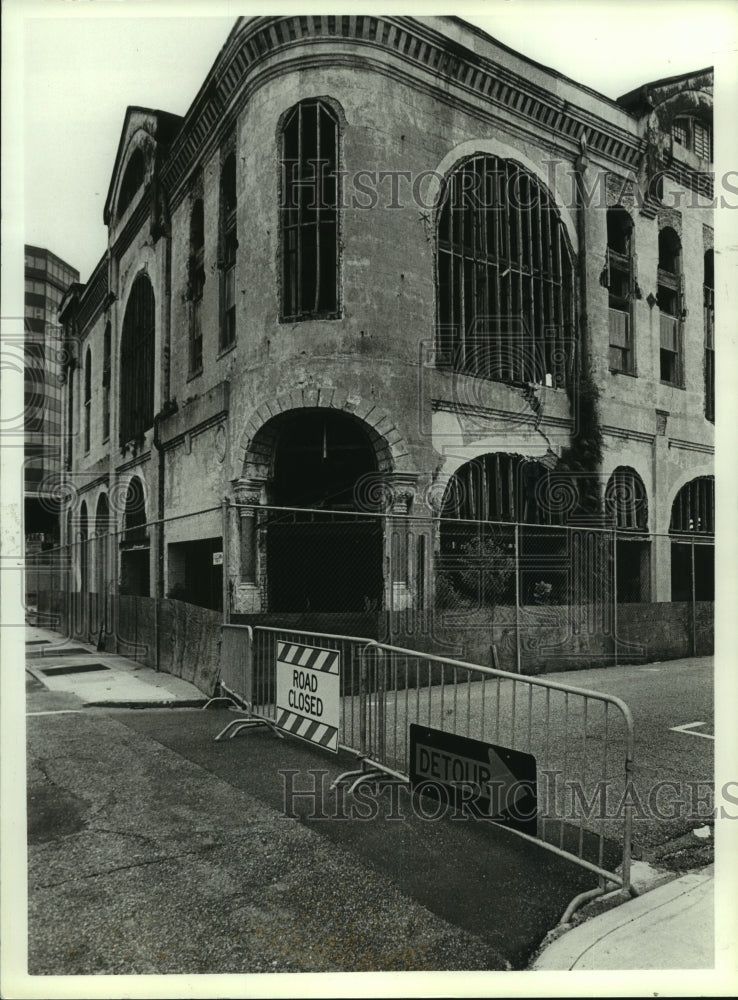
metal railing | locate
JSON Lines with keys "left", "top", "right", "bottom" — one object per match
{"left": 212, "top": 622, "right": 635, "bottom": 893}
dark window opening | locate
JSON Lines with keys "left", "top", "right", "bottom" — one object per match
{"left": 616, "top": 538, "right": 651, "bottom": 603}
{"left": 102, "top": 323, "right": 111, "bottom": 442}
{"left": 167, "top": 537, "right": 222, "bottom": 611}
{"left": 605, "top": 467, "right": 648, "bottom": 532}
{"left": 189, "top": 198, "right": 205, "bottom": 372}
{"left": 438, "top": 454, "right": 579, "bottom": 607}
{"left": 219, "top": 155, "right": 237, "bottom": 351}
{"left": 704, "top": 249, "right": 714, "bottom": 422}
{"left": 84, "top": 348, "right": 91, "bottom": 453}
{"left": 606, "top": 208, "right": 636, "bottom": 373}
{"left": 120, "top": 475, "right": 149, "bottom": 597}
{"left": 119, "top": 274, "right": 155, "bottom": 446}
{"left": 120, "top": 550, "right": 150, "bottom": 598}
{"left": 436, "top": 155, "right": 576, "bottom": 388}
{"left": 671, "top": 542, "right": 714, "bottom": 601}
{"left": 95, "top": 493, "right": 111, "bottom": 596}
{"left": 657, "top": 227, "right": 683, "bottom": 387}
{"left": 79, "top": 502, "right": 89, "bottom": 594}
{"left": 122, "top": 476, "right": 148, "bottom": 544}
{"left": 669, "top": 476, "right": 714, "bottom": 536}
{"left": 281, "top": 99, "right": 339, "bottom": 321}
{"left": 117, "top": 149, "right": 146, "bottom": 220}
{"left": 672, "top": 116, "right": 712, "bottom": 162}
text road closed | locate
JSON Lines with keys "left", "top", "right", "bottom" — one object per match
{"left": 275, "top": 641, "right": 340, "bottom": 752}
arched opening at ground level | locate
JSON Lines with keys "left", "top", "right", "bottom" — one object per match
{"left": 255, "top": 409, "right": 386, "bottom": 613}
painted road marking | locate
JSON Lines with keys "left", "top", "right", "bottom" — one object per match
{"left": 27, "top": 710, "right": 83, "bottom": 717}
{"left": 669, "top": 721, "right": 715, "bottom": 740}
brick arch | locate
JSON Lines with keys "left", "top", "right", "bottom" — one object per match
{"left": 237, "top": 392, "right": 407, "bottom": 480}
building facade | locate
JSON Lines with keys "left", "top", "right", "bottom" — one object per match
{"left": 24, "top": 244, "right": 79, "bottom": 552}
{"left": 57, "top": 16, "right": 714, "bottom": 669}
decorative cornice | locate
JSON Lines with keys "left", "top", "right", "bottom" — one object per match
{"left": 432, "top": 397, "right": 573, "bottom": 430}
{"left": 115, "top": 452, "right": 152, "bottom": 475}
{"left": 668, "top": 438, "right": 714, "bottom": 455}
{"left": 602, "top": 425, "right": 656, "bottom": 445}
{"left": 160, "top": 15, "right": 648, "bottom": 213}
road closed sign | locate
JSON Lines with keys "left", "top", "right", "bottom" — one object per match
{"left": 275, "top": 641, "right": 340, "bottom": 752}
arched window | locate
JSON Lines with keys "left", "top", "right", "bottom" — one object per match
{"left": 79, "top": 501, "right": 89, "bottom": 594}
{"left": 657, "top": 227, "right": 684, "bottom": 386}
{"left": 219, "top": 154, "right": 237, "bottom": 351}
{"left": 436, "top": 155, "right": 575, "bottom": 387}
{"left": 84, "top": 347, "right": 92, "bottom": 453}
{"left": 117, "top": 149, "right": 146, "bottom": 220}
{"left": 704, "top": 249, "right": 714, "bottom": 422}
{"left": 606, "top": 467, "right": 650, "bottom": 601}
{"left": 605, "top": 467, "right": 648, "bottom": 532}
{"left": 189, "top": 198, "right": 205, "bottom": 372}
{"left": 669, "top": 476, "right": 714, "bottom": 602}
{"left": 95, "top": 493, "right": 110, "bottom": 596}
{"left": 102, "top": 322, "right": 111, "bottom": 442}
{"left": 120, "top": 475, "right": 149, "bottom": 597}
{"left": 606, "top": 208, "right": 636, "bottom": 374}
{"left": 280, "top": 99, "right": 339, "bottom": 321}
{"left": 119, "top": 274, "right": 155, "bottom": 446}
{"left": 670, "top": 477, "right": 714, "bottom": 536}
{"left": 439, "top": 454, "right": 578, "bottom": 606}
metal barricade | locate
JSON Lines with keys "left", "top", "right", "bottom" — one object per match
{"left": 251, "top": 626, "right": 378, "bottom": 755}
{"left": 211, "top": 622, "right": 634, "bottom": 893}
{"left": 359, "top": 641, "right": 634, "bottom": 893}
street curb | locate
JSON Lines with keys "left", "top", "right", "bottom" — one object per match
{"left": 84, "top": 699, "right": 209, "bottom": 709}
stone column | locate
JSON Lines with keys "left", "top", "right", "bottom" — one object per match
{"left": 652, "top": 410, "right": 671, "bottom": 602}
{"left": 387, "top": 474, "right": 420, "bottom": 613}
{"left": 233, "top": 478, "right": 264, "bottom": 613}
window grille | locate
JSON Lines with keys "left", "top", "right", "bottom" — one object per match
{"left": 219, "top": 156, "right": 237, "bottom": 350}
{"left": 669, "top": 477, "right": 714, "bottom": 535}
{"left": 436, "top": 155, "right": 575, "bottom": 387}
{"left": 280, "top": 99, "right": 339, "bottom": 321}
{"left": 605, "top": 467, "right": 648, "bottom": 531}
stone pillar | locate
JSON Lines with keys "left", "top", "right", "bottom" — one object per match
{"left": 387, "top": 474, "right": 421, "bottom": 613}
{"left": 233, "top": 479, "right": 264, "bottom": 613}
{"left": 652, "top": 410, "right": 671, "bottom": 601}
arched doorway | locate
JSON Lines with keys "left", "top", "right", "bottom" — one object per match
{"left": 263, "top": 409, "right": 384, "bottom": 612}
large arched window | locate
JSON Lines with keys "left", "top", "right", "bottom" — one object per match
{"left": 670, "top": 476, "right": 714, "bottom": 536}
{"left": 436, "top": 155, "right": 575, "bottom": 387}
{"left": 704, "top": 249, "right": 714, "bottom": 422}
{"left": 280, "top": 99, "right": 339, "bottom": 321}
{"left": 102, "top": 322, "right": 111, "bottom": 442}
{"left": 119, "top": 274, "right": 155, "bottom": 446}
{"left": 606, "top": 208, "right": 636, "bottom": 374}
{"left": 219, "top": 155, "right": 237, "bottom": 351}
{"left": 189, "top": 198, "right": 205, "bottom": 372}
{"left": 438, "top": 454, "right": 577, "bottom": 607}
{"left": 669, "top": 476, "right": 714, "bottom": 601}
{"left": 84, "top": 347, "right": 92, "bottom": 453}
{"left": 657, "top": 226, "right": 684, "bottom": 386}
{"left": 95, "top": 493, "right": 111, "bottom": 596}
{"left": 606, "top": 466, "right": 649, "bottom": 603}
{"left": 117, "top": 149, "right": 145, "bottom": 220}
{"left": 605, "top": 467, "right": 648, "bottom": 532}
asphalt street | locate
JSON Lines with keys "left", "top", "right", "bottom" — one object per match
{"left": 23, "top": 653, "right": 714, "bottom": 976}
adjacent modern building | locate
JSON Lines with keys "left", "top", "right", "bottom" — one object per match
{"left": 24, "top": 244, "right": 79, "bottom": 552}
{"left": 56, "top": 16, "right": 714, "bottom": 671}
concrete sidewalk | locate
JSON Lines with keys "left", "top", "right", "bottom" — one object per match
{"left": 25, "top": 625, "right": 206, "bottom": 708}
{"left": 531, "top": 868, "right": 713, "bottom": 970}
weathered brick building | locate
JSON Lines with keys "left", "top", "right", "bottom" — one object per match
{"left": 57, "top": 16, "right": 714, "bottom": 670}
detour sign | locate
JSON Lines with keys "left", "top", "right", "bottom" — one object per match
{"left": 275, "top": 641, "right": 340, "bottom": 752}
